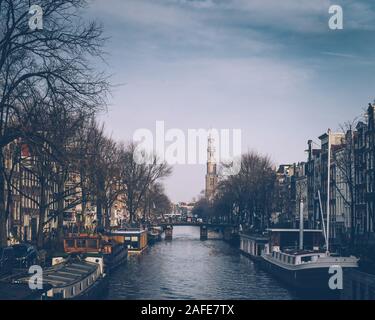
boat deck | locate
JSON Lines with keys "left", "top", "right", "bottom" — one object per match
{"left": 15, "top": 261, "right": 98, "bottom": 288}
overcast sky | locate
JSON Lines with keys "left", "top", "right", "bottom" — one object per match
{"left": 87, "top": 0, "right": 375, "bottom": 203}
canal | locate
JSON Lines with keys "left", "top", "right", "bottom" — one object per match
{"left": 106, "top": 226, "right": 297, "bottom": 300}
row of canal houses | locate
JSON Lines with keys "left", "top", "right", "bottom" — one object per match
{"left": 3, "top": 139, "right": 137, "bottom": 245}
{"left": 239, "top": 102, "right": 375, "bottom": 300}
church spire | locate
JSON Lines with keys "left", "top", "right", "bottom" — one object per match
{"left": 205, "top": 131, "right": 218, "bottom": 202}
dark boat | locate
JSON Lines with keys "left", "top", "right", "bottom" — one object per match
{"left": 0, "top": 282, "right": 51, "bottom": 300}
{"left": 63, "top": 233, "right": 128, "bottom": 273}
{"left": 147, "top": 227, "right": 162, "bottom": 244}
{"left": 165, "top": 225, "right": 173, "bottom": 241}
{"left": 261, "top": 249, "right": 358, "bottom": 294}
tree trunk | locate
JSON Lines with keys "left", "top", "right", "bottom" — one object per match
{"left": 37, "top": 178, "right": 46, "bottom": 249}
{"left": 57, "top": 177, "right": 65, "bottom": 247}
{"left": 96, "top": 197, "right": 103, "bottom": 230}
{"left": 0, "top": 153, "right": 8, "bottom": 247}
{"left": 37, "top": 206, "right": 46, "bottom": 249}
{"left": 104, "top": 205, "right": 110, "bottom": 229}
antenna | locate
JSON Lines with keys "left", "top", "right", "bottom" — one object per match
{"left": 318, "top": 190, "right": 328, "bottom": 250}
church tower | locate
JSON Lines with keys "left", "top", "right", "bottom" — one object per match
{"left": 205, "top": 132, "right": 218, "bottom": 202}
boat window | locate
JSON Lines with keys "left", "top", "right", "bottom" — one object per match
{"left": 87, "top": 239, "right": 98, "bottom": 248}
{"left": 131, "top": 236, "right": 138, "bottom": 242}
{"left": 71, "top": 287, "right": 75, "bottom": 296}
{"left": 65, "top": 239, "right": 74, "bottom": 248}
{"left": 301, "top": 256, "right": 312, "bottom": 263}
{"left": 77, "top": 239, "right": 86, "bottom": 248}
{"left": 80, "top": 282, "right": 83, "bottom": 291}
{"left": 292, "top": 257, "right": 296, "bottom": 264}
{"left": 125, "top": 237, "right": 131, "bottom": 241}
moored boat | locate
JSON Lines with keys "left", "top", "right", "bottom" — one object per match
{"left": 13, "top": 256, "right": 108, "bottom": 300}
{"left": 239, "top": 233, "right": 268, "bottom": 262}
{"left": 147, "top": 227, "right": 162, "bottom": 244}
{"left": 261, "top": 249, "right": 358, "bottom": 293}
{"left": 63, "top": 233, "right": 128, "bottom": 273}
{"left": 164, "top": 225, "right": 173, "bottom": 241}
{"left": 260, "top": 132, "right": 360, "bottom": 295}
{"left": 107, "top": 229, "right": 148, "bottom": 254}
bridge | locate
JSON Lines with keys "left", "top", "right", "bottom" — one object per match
{"left": 156, "top": 222, "right": 238, "bottom": 241}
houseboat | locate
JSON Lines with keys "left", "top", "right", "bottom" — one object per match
{"left": 107, "top": 229, "right": 148, "bottom": 254}
{"left": 13, "top": 256, "right": 108, "bottom": 300}
{"left": 63, "top": 234, "right": 128, "bottom": 273}
{"left": 147, "top": 227, "right": 162, "bottom": 244}
{"left": 260, "top": 227, "right": 358, "bottom": 293}
{"left": 165, "top": 225, "right": 173, "bottom": 241}
{"left": 261, "top": 133, "right": 360, "bottom": 295}
{"left": 239, "top": 233, "right": 268, "bottom": 262}
{"left": 262, "top": 249, "right": 358, "bottom": 293}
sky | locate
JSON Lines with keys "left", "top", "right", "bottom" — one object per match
{"left": 86, "top": 0, "right": 375, "bottom": 203}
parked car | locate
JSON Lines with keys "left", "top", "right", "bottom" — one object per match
{"left": 0, "top": 247, "right": 15, "bottom": 276}
{"left": 12, "top": 244, "right": 37, "bottom": 268}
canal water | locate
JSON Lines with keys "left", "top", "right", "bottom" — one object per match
{"left": 106, "top": 226, "right": 296, "bottom": 300}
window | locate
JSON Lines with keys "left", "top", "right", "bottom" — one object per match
{"left": 87, "top": 239, "right": 98, "bottom": 249}
{"left": 65, "top": 239, "right": 74, "bottom": 248}
{"left": 77, "top": 239, "right": 86, "bottom": 248}
{"left": 301, "top": 256, "right": 312, "bottom": 263}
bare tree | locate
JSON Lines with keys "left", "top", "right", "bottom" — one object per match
{"left": 332, "top": 120, "right": 358, "bottom": 248}
{"left": 142, "top": 183, "right": 172, "bottom": 223}
{"left": 212, "top": 151, "right": 275, "bottom": 231}
{"left": 121, "top": 143, "right": 172, "bottom": 225}
{"left": 0, "top": 0, "right": 109, "bottom": 246}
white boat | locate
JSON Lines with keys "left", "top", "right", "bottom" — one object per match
{"left": 261, "top": 249, "right": 358, "bottom": 291}
{"left": 13, "top": 256, "right": 108, "bottom": 300}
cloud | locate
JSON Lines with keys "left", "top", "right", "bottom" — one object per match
{"left": 89, "top": 0, "right": 375, "bottom": 201}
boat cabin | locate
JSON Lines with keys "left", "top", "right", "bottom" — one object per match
{"left": 267, "top": 228, "right": 324, "bottom": 252}
{"left": 239, "top": 233, "right": 268, "bottom": 260}
{"left": 107, "top": 229, "right": 148, "bottom": 254}
{"left": 63, "top": 234, "right": 102, "bottom": 254}
{"left": 271, "top": 250, "right": 326, "bottom": 266}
